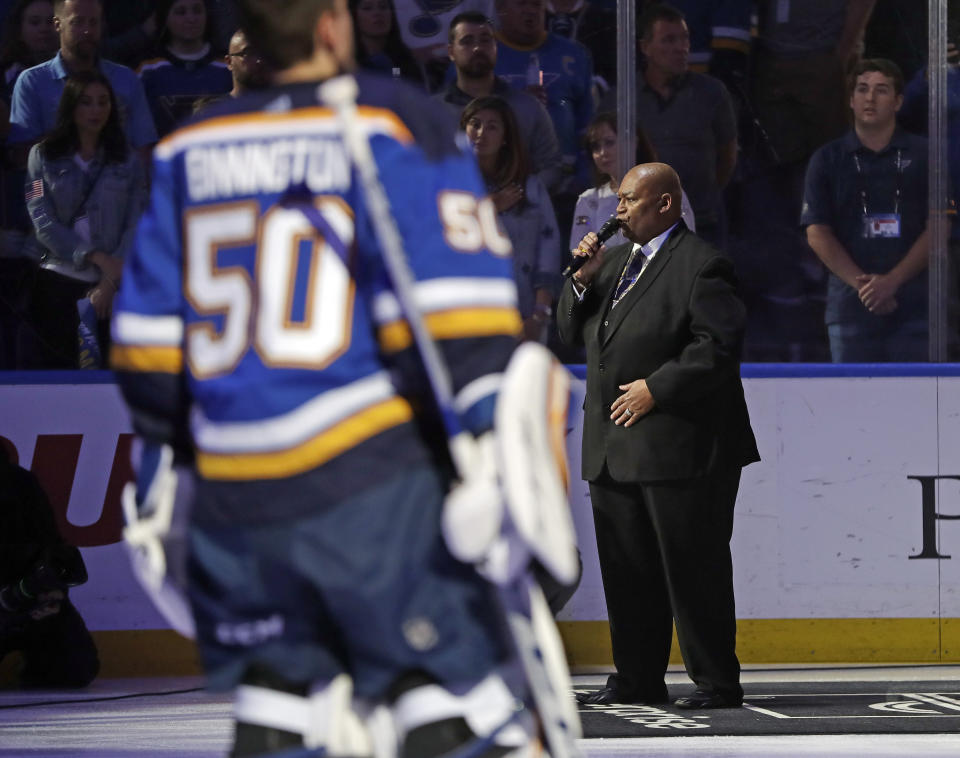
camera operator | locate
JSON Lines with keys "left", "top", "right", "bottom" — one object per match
{"left": 0, "top": 445, "right": 99, "bottom": 688}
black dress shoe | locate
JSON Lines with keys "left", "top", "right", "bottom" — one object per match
{"left": 673, "top": 689, "right": 743, "bottom": 709}
{"left": 576, "top": 686, "right": 669, "bottom": 706}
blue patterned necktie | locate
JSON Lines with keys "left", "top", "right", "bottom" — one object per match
{"left": 612, "top": 246, "right": 648, "bottom": 306}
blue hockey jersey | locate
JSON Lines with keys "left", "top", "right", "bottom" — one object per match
{"left": 111, "top": 73, "right": 521, "bottom": 522}
{"left": 492, "top": 32, "right": 594, "bottom": 191}
{"left": 137, "top": 50, "right": 232, "bottom": 137}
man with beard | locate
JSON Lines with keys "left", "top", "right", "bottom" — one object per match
{"left": 8, "top": 0, "right": 157, "bottom": 166}
{"left": 436, "top": 10, "right": 562, "bottom": 193}
{"left": 191, "top": 28, "right": 273, "bottom": 115}
{"left": 226, "top": 27, "right": 273, "bottom": 97}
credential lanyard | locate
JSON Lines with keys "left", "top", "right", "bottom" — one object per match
{"left": 853, "top": 148, "right": 902, "bottom": 217}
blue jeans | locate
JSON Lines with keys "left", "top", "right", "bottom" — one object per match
{"left": 827, "top": 318, "right": 928, "bottom": 362}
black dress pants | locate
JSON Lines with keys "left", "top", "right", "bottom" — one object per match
{"left": 19, "top": 268, "right": 89, "bottom": 369}
{"left": 588, "top": 464, "right": 743, "bottom": 699}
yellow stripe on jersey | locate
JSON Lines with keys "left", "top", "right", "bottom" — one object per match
{"left": 711, "top": 38, "right": 751, "bottom": 54}
{"left": 136, "top": 57, "right": 168, "bottom": 75}
{"left": 196, "top": 396, "right": 414, "bottom": 480}
{"left": 111, "top": 344, "right": 184, "bottom": 374}
{"left": 547, "top": 364, "right": 570, "bottom": 489}
{"left": 378, "top": 307, "right": 523, "bottom": 353}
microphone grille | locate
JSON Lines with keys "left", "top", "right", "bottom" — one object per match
{"left": 597, "top": 216, "right": 619, "bottom": 241}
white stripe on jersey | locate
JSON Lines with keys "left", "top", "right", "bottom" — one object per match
{"left": 113, "top": 312, "right": 184, "bottom": 345}
{"left": 136, "top": 59, "right": 169, "bottom": 75}
{"left": 155, "top": 108, "right": 408, "bottom": 161}
{"left": 454, "top": 373, "right": 504, "bottom": 416}
{"left": 192, "top": 371, "right": 398, "bottom": 454}
{"left": 156, "top": 117, "right": 341, "bottom": 160}
{"left": 371, "top": 277, "right": 518, "bottom": 325}
{"left": 711, "top": 26, "right": 752, "bottom": 42}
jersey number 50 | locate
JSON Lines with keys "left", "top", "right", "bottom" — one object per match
{"left": 183, "top": 198, "right": 355, "bottom": 378}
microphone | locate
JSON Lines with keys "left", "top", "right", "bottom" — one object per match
{"left": 562, "top": 215, "right": 620, "bottom": 278}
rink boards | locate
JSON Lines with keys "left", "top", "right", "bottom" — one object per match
{"left": 2, "top": 366, "right": 960, "bottom": 675}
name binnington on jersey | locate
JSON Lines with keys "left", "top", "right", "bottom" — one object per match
{"left": 185, "top": 137, "right": 351, "bottom": 202}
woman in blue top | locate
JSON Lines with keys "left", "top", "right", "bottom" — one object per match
{"left": 462, "top": 95, "right": 561, "bottom": 344}
{"left": 137, "top": 0, "right": 232, "bottom": 137}
{"left": 22, "top": 71, "right": 147, "bottom": 368}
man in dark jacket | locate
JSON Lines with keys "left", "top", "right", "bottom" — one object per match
{"left": 0, "top": 445, "right": 98, "bottom": 688}
{"left": 559, "top": 162, "right": 759, "bottom": 709}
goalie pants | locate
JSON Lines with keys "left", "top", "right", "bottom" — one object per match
{"left": 187, "top": 464, "right": 512, "bottom": 698}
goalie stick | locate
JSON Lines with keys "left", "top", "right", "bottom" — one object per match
{"left": 316, "top": 75, "right": 582, "bottom": 758}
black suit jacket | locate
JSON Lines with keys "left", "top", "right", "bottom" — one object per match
{"left": 557, "top": 222, "right": 759, "bottom": 483}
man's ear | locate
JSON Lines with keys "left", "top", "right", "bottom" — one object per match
{"left": 659, "top": 193, "right": 673, "bottom": 213}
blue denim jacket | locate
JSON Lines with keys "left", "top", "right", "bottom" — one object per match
{"left": 496, "top": 174, "right": 562, "bottom": 319}
{"left": 24, "top": 144, "right": 147, "bottom": 272}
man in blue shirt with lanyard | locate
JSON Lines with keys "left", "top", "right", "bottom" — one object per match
{"left": 802, "top": 58, "right": 929, "bottom": 362}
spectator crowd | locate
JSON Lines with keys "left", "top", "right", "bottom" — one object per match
{"left": 0, "top": 0, "right": 953, "bottom": 369}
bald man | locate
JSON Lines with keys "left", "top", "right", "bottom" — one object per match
{"left": 558, "top": 163, "right": 759, "bottom": 709}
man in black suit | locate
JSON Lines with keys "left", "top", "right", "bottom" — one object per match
{"left": 558, "top": 162, "right": 759, "bottom": 709}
